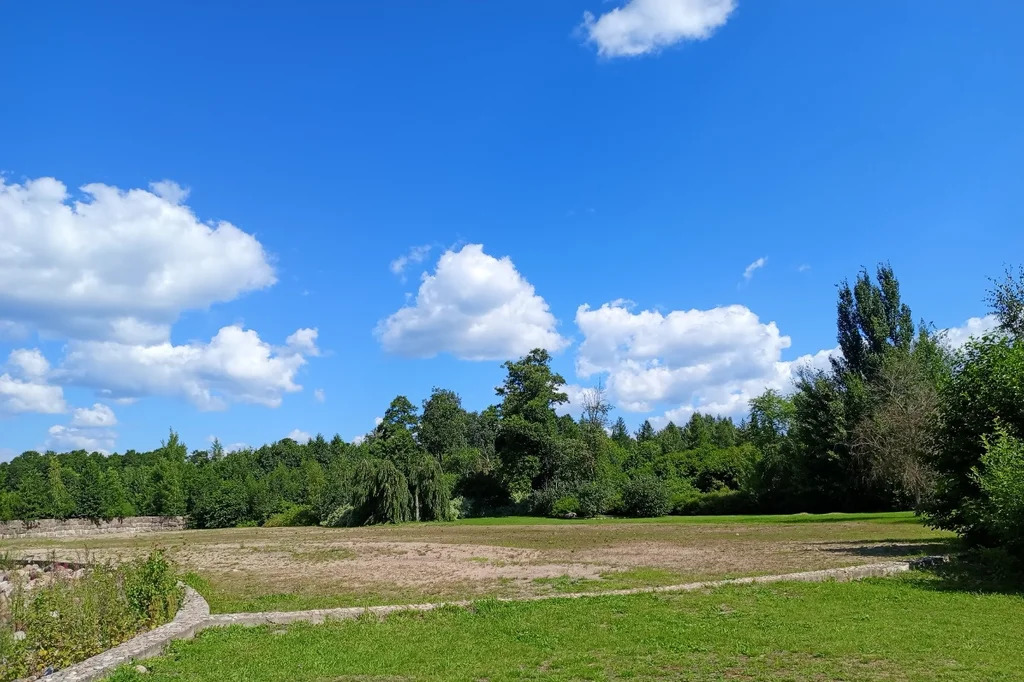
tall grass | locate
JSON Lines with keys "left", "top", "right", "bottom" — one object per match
{"left": 0, "top": 551, "right": 181, "bottom": 681}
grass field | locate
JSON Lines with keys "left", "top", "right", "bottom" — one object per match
{"left": 105, "top": 570, "right": 1024, "bottom": 682}
{"left": 0, "top": 512, "right": 954, "bottom": 613}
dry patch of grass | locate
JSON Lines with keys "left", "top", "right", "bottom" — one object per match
{"left": 0, "top": 513, "right": 954, "bottom": 613}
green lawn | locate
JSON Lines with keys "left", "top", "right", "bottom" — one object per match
{"left": 107, "top": 570, "right": 1024, "bottom": 682}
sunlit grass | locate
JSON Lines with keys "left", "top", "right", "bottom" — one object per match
{"left": 107, "top": 570, "right": 1024, "bottom": 682}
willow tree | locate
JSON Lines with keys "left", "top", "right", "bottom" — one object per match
{"left": 351, "top": 458, "right": 410, "bottom": 525}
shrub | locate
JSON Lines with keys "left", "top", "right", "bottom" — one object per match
{"left": 971, "top": 427, "right": 1024, "bottom": 557}
{"left": 620, "top": 476, "right": 670, "bottom": 517}
{"left": 122, "top": 550, "right": 181, "bottom": 626}
{"left": 447, "top": 496, "right": 464, "bottom": 520}
{"left": 674, "top": 488, "right": 752, "bottom": 515}
{"left": 0, "top": 551, "right": 182, "bottom": 681}
{"left": 322, "top": 504, "right": 355, "bottom": 528}
{"left": 528, "top": 484, "right": 572, "bottom": 517}
{"left": 669, "top": 484, "right": 700, "bottom": 515}
{"left": 550, "top": 496, "right": 580, "bottom": 518}
{"left": 577, "top": 481, "right": 617, "bottom": 518}
{"left": 263, "top": 504, "right": 317, "bottom": 527}
{"left": 926, "top": 335, "right": 1024, "bottom": 541}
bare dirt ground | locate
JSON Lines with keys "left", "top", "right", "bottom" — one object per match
{"left": 0, "top": 515, "right": 953, "bottom": 613}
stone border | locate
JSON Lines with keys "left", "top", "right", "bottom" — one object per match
{"left": 46, "top": 585, "right": 210, "bottom": 682}
{"left": 43, "top": 557, "right": 943, "bottom": 680}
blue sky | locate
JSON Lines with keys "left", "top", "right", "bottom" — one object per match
{"left": 1, "top": 1, "right": 1022, "bottom": 459}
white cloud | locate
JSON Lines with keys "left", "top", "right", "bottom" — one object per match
{"left": 581, "top": 0, "right": 736, "bottom": 58}
{"left": 575, "top": 300, "right": 837, "bottom": 421}
{"left": 376, "top": 244, "right": 568, "bottom": 361}
{"left": 0, "top": 349, "right": 66, "bottom": 414}
{"left": 942, "top": 314, "right": 999, "bottom": 348}
{"left": 0, "top": 373, "right": 66, "bottom": 414}
{"left": 351, "top": 434, "right": 367, "bottom": 446}
{"left": 70, "top": 403, "right": 117, "bottom": 427}
{"left": 313, "top": 388, "right": 325, "bottom": 403}
{"left": 374, "top": 416, "right": 383, "bottom": 426}
{"left": 797, "top": 264, "right": 812, "bottom": 273}
{"left": 46, "top": 424, "right": 117, "bottom": 453}
{"left": 285, "top": 328, "right": 321, "bottom": 356}
{"left": 149, "top": 179, "right": 190, "bottom": 205}
{"left": 0, "top": 176, "right": 276, "bottom": 344}
{"left": 8, "top": 349, "right": 49, "bottom": 379}
{"left": 555, "top": 383, "right": 588, "bottom": 418}
{"left": 286, "top": 428, "right": 311, "bottom": 444}
{"left": 58, "top": 325, "right": 318, "bottom": 410}
{"left": 0, "top": 448, "right": 16, "bottom": 463}
{"left": 389, "top": 244, "right": 433, "bottom": 279}
{"left": 742, "top": 257, "right": 766, "bottom": 282}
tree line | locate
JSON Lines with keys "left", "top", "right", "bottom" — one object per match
{"left": 1, "top": 264, "right": 1021, "bottom": 558}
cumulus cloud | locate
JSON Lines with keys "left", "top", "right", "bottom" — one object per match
{"left": 581, "top": 0, "right": 736, "bottom": 58}
{"left": 46, "top": 424, "right": 117, "bottom": 453}
{"left": 555, "top": 383, "right": 588, "bottom": 418}
{"left": 389, "top": 244, "right": 433, "bottom": 279}
{"left": 70, "top": 403, "right": 117, "bottom": 427}
{"left": 286, "top": 428, "right": 312, "bottom": 443}
{"left": 0, "top": 349, "right": 66, "bottom": 414}
{"left": 942, "top": 314, "right": 999, "bottom": 348}
{"left": 742, "top": 257, "right": 766, "bottom": 282}
{"left": 57, "top": 325, "right": 318, "bottom": 410}
{"left": 376, "top": 244, "right": 567, "bottom": 361}
{"left": 575, "top": 300, "right": 837, "bottom": 421}
{"left": 8, "top": 349, "right": 50, "bottom": 379}
{"left": 0, "top": 176, "right": 276, "bottom": 344}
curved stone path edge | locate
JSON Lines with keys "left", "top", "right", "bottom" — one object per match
{"left": 45, "top": 557, "right": 945, "bottom": 681}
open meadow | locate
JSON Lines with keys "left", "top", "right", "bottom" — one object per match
{"left": 1, "top": 512, "right": 953, "bottom": 613}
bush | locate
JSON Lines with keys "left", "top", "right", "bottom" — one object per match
{"left": 447, "top": 496, "right": 464, "bottom": 520}
{"left": 528, "top": 484, "right": 572, "bottom": 517}
{"left": 121, "top": 551, "right": 181, "bottom": 626}
{"left": 577, "top": 481, "right": 617, "bottom": 518}
{"left": 927, "top": 335, "right": 1024, "bottom": 541}
{"left": 322, "top": 504, "right": 355, "bottom": 528}
{"left": 972, "top": 427, "right": 1024, "bottom": 556}
{"left": 550, "top": 496, "right": 580, "bottom": 518}
{"left": 620, "top": 476, "right": 671, "bottom": 517}
{"left": 674, "top": 488, "right": 752, "bottom": 515}
{"left": 263, "top": 504, "right": 317, "bottom": 527}
{"left": 0, "top": 551, "right": 182, "bottom": 681}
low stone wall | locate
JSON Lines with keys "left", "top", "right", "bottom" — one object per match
{"left": 0, "top": 515, "right": 185, "bottom": 540}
